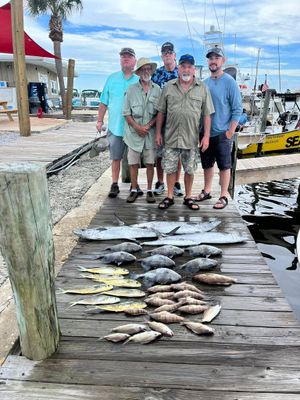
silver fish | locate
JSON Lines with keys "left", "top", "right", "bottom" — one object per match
{"left": 187, "top": 244, "right": 223, "bottom": 257}
{"left": 98, "top": 251, "right": 136, "bottom": 265}
{"left": 133, "top": 268, "right": 181, "bottom": 289}
{"left": 104, "top": 242, "right": 143, "bottom": 253}
{"left": 102, "top": 333, "right": 130, "bottom": 342}
{"left": 179, "top": 258, "right": 218, "bottom": 273}
{"left": 145, "top": 245, "right": 184, "bottom": 258}
{"left": 182, "top": 321, "right": 214, "bottom": 335}
{"left": 124, "top": 330, "right": 161, "bottom": 344}
{"left": 112, "top": 323, "right": 147, "bottom": 334}
{"left": 147, "top": 321, "right": 174, "bottom": 337}
{"left": 140, "top": 255, "right": 175, "bottom": 272}
{"left": 202, "top": 304, "right": 222, "bottom": 323}
{"left": 141, "top": 232, "right": 247, "bottom": 247}
{"left": 74, "top": 226, "right": 157, "bottom": 241}
{"left": 132, "top": 219, "right": 221, "bottom": 234}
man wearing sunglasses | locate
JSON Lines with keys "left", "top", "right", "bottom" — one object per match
{"left": 152, "top": 42, "right": 183, "bottom": 197}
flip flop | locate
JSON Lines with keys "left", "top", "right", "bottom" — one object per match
{"left": 194, "top": 189, "right": 212, "bottom": 202}
{"left": 183, "top": 198, "right": 200, "bottom": 211}
{"left": 158, "top": 197, "right": 174, "bottom": 210}
{"left": 213, "top": 196, "right": 228, "bottom": 209}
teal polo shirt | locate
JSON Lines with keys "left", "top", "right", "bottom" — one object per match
{"left": 100, "top": 71, "right": 139, "bottom": 137}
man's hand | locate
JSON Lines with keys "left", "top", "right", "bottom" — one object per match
{"left": 225, "top": 130, "right": 234, "bottom": 139}
{"left": 199, "top": 136, "right": 209, "bottom": 152}
{"left": 96, "top": 120, "right": 104, "bottom": 132}
{"left": 155, "top": 132, "right": 163, "bottom": 147}
{"left": 135, "top": 124, "right": 149, "bottom": 137}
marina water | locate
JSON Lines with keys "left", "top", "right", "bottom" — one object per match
{"left": 235, "top": 177, "right": 300, "bottom": 321}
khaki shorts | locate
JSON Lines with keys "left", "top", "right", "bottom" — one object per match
{"left": 128, "top": 147, "right": 155, "bottom": 165}
{"left": 162, "top": 148, "right": 199, "bottom": 175}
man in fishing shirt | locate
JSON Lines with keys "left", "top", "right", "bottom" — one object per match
{"left": 152, "top": 42, "right": 183, "bottom": 197}
{"left": 194, "top": 46, "right": 242, "bottom": 209}
{"left": 96, "top": 48, "right": 139, "bottom": 198}
{"left": 123, "top": 58, "right": 161, "bottom": 204}
{"left": 155, "top": 54, "right": 214, "bottom": 210}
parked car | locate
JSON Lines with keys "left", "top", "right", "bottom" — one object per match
{"left": 81, "top": 89, "right": 101, "bottom": 108}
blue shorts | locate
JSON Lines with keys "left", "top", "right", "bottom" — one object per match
{"left": 107, "top": 130, "right": 126, "bottom": 160}
{"left": 200, "top": 132, "right": 233, "bottom": 170}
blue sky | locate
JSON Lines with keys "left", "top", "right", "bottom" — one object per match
{"left": 2, "top": 0, "right": 300, "bottom": 92}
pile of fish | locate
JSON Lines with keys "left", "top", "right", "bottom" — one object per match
{"left": 60, "top": 219, "right": 244, "bottom": 344}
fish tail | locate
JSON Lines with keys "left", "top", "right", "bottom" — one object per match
{"left": 56, "top": 287, "right": 65, "bottom": 294}
{"left": 77, "top": 266, "right": 86, "bottom": 271}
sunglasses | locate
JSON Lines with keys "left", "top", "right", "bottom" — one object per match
{"left": 162, "top": 50, "right": 174, "bottom": 55}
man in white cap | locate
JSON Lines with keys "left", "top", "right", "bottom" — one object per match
{"left": 123, "top": 58, "right": 161, "bottom": 203}
{"left": 96, "top": 48, "right": 139, "bottom": 198}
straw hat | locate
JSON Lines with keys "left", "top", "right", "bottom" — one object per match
{"left": 134, "top": 57, "right": 157, "bottom": 74}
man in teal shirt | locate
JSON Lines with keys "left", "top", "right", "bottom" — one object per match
{"left": 96, "top": 48, "right": 139, "bottom": 198}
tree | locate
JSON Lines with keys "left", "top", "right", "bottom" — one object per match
{"left": 27, "top": 0, "right": 83, "bottom": 114}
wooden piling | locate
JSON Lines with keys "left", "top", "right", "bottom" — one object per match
{"left": 66, "top": 59, "right": 75, "bottom": 120}
{"left": 0, "top": 163, "right": 60, "bottom": 360}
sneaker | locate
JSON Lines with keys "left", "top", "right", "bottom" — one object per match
{"left": 126, "top": 191, "right": 138, "bottom": 203}
{"left": 173, "top": 182, "right": 183, "bottom": 197}
{"left": 129, "top": 185, "right": 144, "bottom": 196}
{"left": 108, "top": 182, "right": 120, "bottom": 198}
{"left": 146, "top": 191, "right": 156, "bottom": 203}
{"left": 153, "top": 181, "right": 165, "bottom": 195}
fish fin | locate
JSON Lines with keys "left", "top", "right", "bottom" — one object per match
{"left": 165, "top": 226, "right": 181, "bottom": 236}
{"left": 113, "top": 213, "right": 128, "bottom": 226}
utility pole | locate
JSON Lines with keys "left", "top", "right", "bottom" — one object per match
{"left": 11, "top": 0, "right": 31, "bottom": 136}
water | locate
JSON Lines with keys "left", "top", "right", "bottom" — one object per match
{"left": 235, "top": 178, "right": 300, "bottom": 321}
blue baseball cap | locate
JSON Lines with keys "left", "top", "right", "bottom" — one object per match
{"left": 179, "top": 54, "right": 195, "bottom": 65}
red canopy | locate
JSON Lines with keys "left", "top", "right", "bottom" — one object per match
{"left": 0, "top": 2, "right": 58, "bottom": 59}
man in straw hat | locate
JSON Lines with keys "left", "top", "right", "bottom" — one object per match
{"left": 96, "top": 47, "right": 138, "bottom": 198}
{"left": 123, "top": 58, "right": 161, "bottom": 203}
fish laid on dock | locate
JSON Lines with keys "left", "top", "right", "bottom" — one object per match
{"left": 139, "top": 254, "right": 175, "bottom": 272}
{"left": 77, "top": 266, "right": 129, "bottom": 275}
{"left": 68, "top": 295, "right": 120, "bottom": 307}
{"left": 145, "top": 245, "right": 184, "bottom": 258}
{"left": 97, "top": 251, "right": 136, "bottom": 265}
{"left": 102, "top": 333, "right": 130, "bottom": 343}
{"left": 81, "top": 274, "right": 141, "bottom": 288}
{"left": 133, "top": 268, "right": 182, "bottom": 288}
{"left": 202, "top": 304, "right": 222, "bottom": 323}
{"left": 73, "top": 226, "right": 157, "bottom": 241}
{"left": 181, "top": 321, "right": 215, "bottom": 335}
{"left": 186, "top": 244, "right": 223, "bottom": 257}
{"left": 111, "top": 323, "right": 147, "bottom": 335}
{"left": 104, "top": 288, "right": 145, "bottom": 298}
{"left": 124, "top": 331, "right": 161, "bottom": 344}
{"left": 141, "top": 232, "right": 247, "bottom": 247}
{"left": 132, "top": 219, "right": 221, "bottom": 234}
{"left": 57, "top": 284, "right": 113, "bottom": 295}
{"left": 179, "top": 258, "right": 218, "bottom": 273}
{"left": 104, "top": 242, "right": 143, "bottom": 253}
{"left": 193, "top": 273, "right": 237, "bottom": 286}
{"left": 87, "top": 301, "right": 147, "bottom": 312}
{"left": 147, "top": 321, "right": 174, "bottom": 337}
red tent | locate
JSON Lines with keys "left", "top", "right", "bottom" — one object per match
{"left": 0, "top": 2, "right": 58, "bottom": 59}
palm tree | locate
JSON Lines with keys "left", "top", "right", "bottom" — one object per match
{"left": 27, "top": 0, "right": 83, "bottom": 113}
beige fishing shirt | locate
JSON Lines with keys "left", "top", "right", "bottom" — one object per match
{"left": 157, "top": 78, "right": 214, "bottom": 149}
{"left": 123, "top": 81, "right": 161, "bottom": 152}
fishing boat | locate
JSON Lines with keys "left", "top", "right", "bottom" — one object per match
{"left": 238, "top": 92, "right": 300, "bottom": 157}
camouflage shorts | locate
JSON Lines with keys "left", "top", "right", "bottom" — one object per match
{"left": 155, "top": 145, "right": 165, "bottom": 158}
{"left": 162, "top": 148, "right": 199, "bottom": 175}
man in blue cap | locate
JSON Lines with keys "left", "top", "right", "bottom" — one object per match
{"left": 194, "top": 46, "right": 242, "bottom": 209}
{"left": 152, "top": 41, "right": 183, "bottom": 197}
{"left": 155, "top": 54, "right": 214, "bottom": 210}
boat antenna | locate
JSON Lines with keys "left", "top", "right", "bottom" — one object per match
{"left": 278, "top": 37, "right": 282, "bottom": 93}
{"left": 250, "top": 48, "right": 261, "bottom": 118}
{"left": 181, "top": 0, "right": 196, "bottom": 57}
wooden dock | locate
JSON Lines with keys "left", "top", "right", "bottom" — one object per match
{"left": 1, "top": 172, "right": 300, "bottom": 399}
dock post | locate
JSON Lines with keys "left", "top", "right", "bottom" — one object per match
{"left": 0, "top": 163, "right": 60, "bottom": 360}
{"left": 66, "top": 59, "right": 75, "bottom": 120}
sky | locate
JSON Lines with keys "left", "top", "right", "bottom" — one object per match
{"left": 1, "top": 0, "right": 300, "bottom": 93}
